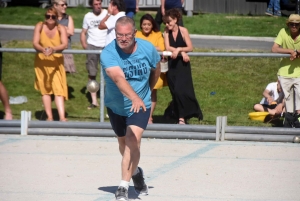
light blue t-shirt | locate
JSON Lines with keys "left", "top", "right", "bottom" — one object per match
{"left": 100, "top": 38, "right": 161, "bottom": 117}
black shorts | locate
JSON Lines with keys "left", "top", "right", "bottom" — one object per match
{"left": 107, "top": 107, "right": 150, "bottom": 137}
{"left": 262, "top": 104, "right": 277, "bottom": 111}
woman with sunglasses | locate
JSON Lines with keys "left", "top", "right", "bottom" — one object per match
{"left": 136, "top": 13, "right": 167, "bottom": 124}
{"left": 163, "top": 8, "right": 203, "bottom": 124}
{"left": 32, "top": 7, "right": 68, "bottom": 121}
{"left": 52, "top": 0, "right": 76, "bottom": 73}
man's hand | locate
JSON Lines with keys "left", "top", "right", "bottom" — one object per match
{"left": 130, "top": 96, "right": 146, "bottom": 113}
{"left": 290, "top": 50, "right": 298, "bottom": 60}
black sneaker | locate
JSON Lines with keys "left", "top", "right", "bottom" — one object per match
{"left": 115, "top": 186, "right": 128, "bottom": 201}
{"left": 132, "top": 167, "right": 148, "bottom": 195}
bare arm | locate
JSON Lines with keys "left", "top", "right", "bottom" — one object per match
{"left": 99, "top": 14, "right": 110, "bottom": 29}
{"left": 32, "top": 22, "right": 46, "bottom": 53}
{"left": 99, "top": 6, "right": 112, "bottom": 29}
{"left": 66, "top": 15, "right": 74, "bottom": 36}
{"left": 262, "top": 89, "right": 273, "bottom": 104}
{"left": 136, "top": 0, "right": 139, "bottom": 12}
{"left": 272, "top": 42, "right": 297, "bottom": 60}
{"left": 105, "top": 66, "right": 146, "bottom": 113}
{"left": 80, "top": 28, "right": 88, "bottom": 49}
{"left": 161, "top": 0, "right": 165, "bottom": 16}
{"left": 56, "top": 24, "right": 68, "bottom": 51}
{"left": 149, "top": 62, "right": 161, "bottom": 91}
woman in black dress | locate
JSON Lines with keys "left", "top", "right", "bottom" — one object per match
{"left": 163, "top": 8, "right": 203, "bottom": 124}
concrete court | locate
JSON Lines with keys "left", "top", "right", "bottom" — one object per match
{"left": 0, "top": 134, "right": 299, "bottom": 201}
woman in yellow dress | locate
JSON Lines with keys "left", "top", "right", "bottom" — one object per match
{"left": 32, "top": 7, "right": 68, "bottom": 121}
{"left": 136, "top": 13, "right": 167, "bottom": 124}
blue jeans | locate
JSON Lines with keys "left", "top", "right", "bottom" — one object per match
{"left": 268, "top": 0, "right": 281, "bottom": 11}
{"left": 126, "top": 8, "right": 136, "bottom": 18}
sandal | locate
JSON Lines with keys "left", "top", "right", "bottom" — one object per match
{"left": 87, "top": 104, "right": 99, "bottom": 110}
{"left": 60, "top": 118, "right": 68, "bottom": 122}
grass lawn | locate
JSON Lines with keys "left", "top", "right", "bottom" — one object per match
{"left": 0, "top": 41, "right": 282, "bottom": 127}
{"left": 0, "top": 6, "right": 287, "bottom": 126}
{"left": 0, "top": 6, "right": 288, "bottom": 37}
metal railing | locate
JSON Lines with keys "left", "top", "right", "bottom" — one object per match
{"left": 0, "top": 47, "right": 293, "bottom": 122}
{"left": 0, "top": 48, "right": 299, "bottom": 143}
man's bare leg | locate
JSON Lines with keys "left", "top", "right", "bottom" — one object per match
{"left": 118, "top": 125, "right": 143, "bottom": 181}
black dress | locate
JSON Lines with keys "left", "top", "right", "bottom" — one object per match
{"left": 166, "top": 29, "right": 203, "bottom": 121}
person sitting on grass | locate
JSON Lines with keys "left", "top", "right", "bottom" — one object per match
{"left": 253, "top": 80, "right": 285, "bottom": 115}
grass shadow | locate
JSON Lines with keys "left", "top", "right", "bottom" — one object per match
{"left": 34, "top": 109, "right": 68, "bottom": 121}
{"left": 80, "top": 86, "right": 100, "bottom": 104}
{"left": 0, "top": 111, "right": 4, "bottom": 119}
{"left": 152, "top": 115, "right": 177, "bottom": 124}
{"left": 68, "top": 85, "right": 75, "bottom": 99}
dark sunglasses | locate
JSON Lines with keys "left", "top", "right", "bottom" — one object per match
{"left": 45, "top": 14, "right": 57, "bottom": 20}
{"left": 59, "top": 3, "right": 68, "bottom": 7}
{"left": 289, "top": 23, "right": 300, "bottom": 27}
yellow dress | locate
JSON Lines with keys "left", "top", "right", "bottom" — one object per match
{"left": 34, "top": 24, "right": 68, "bottom": 100}
{"left": 136, "top": 30, "right": 168, "bottom": 89}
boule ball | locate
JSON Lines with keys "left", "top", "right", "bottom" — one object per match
{"left": 293, "top": 136, "right": 300, "bottom": 143}
{"left": 86, "top": 80, "right": 100, "bottom": 93}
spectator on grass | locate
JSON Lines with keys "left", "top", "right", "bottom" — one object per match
{"left": 136, "top": 13, "right": 167, "bottom": 124}
{"left": 253, "top": 80, "right": 285, "bottom": 115}
{"left": 163, "top": 8, "right": 203, "bottom": 124}
{"left": 155, "top": 0, "right": 184, "bottom": 30}
{"left": 98, "top": 0, "right": 126, "bottom": 46}
{"left": 124, "top": 0, "right": 139, "bottom": 18}
{"left": 52, "top": 0, "right": 76, "bottom": 73}
{"left": 265, "top": 0, "right": 282, "bottom": 17}
{"left": 80, "top": 0, "right": 107, "bottom": 109}
{"left": 271, "top": 14, "right": 300, "bottom": 120}
{"left": 32, "top": 7, "right": 68, "bottom": 121}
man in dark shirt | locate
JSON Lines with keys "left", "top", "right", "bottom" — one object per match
{"left": 124, "top": 0, "right": 139, "bottom": 18}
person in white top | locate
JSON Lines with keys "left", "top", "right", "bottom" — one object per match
{"left": 253, "top": 80, "right": 285, "bottom": 115}
{"left": 259, "top": 81, "right": 281, "bottom": 105}
{"left": 98, "top": 0, "right": 126, "bottom": 46}
{"left": 80, "top": 0, "right": 107, "bottom": 109}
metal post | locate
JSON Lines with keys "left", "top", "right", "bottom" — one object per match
{"left": 20, "top": 111, "right": 28, "bottom": 135}
{"left": 184, "top": 0, "right": 194, "bottom": 17}
{"left": 221, "top": 116, "right": 227, "bottom": 141}
{"left": 99, "top": 62, "right": 105, "bottom": 122}
{"left": 296, "top": 0, "right": 300, "bottom": 14}
{"left": 216, "top": 116, "right": 221, "bottom": 141}
{"left": 28, "top": 111, "right": 31, "bottom": 121}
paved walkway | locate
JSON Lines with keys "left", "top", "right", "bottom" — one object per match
{"left": 0, "top": 134, "right": 299, "bottom": 201}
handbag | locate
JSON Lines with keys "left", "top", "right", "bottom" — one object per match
{"left": 160, "top": 57, "right": 168, "bottom": 73}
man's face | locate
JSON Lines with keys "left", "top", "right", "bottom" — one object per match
{"left": 92, "top": 0, "right": 102, "bottom": 15}
{"left": 115, "top": 24, "right": 136, "bottom": 50}
{"left": 288, "top": 22, "right": 300, "bottom": 34}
